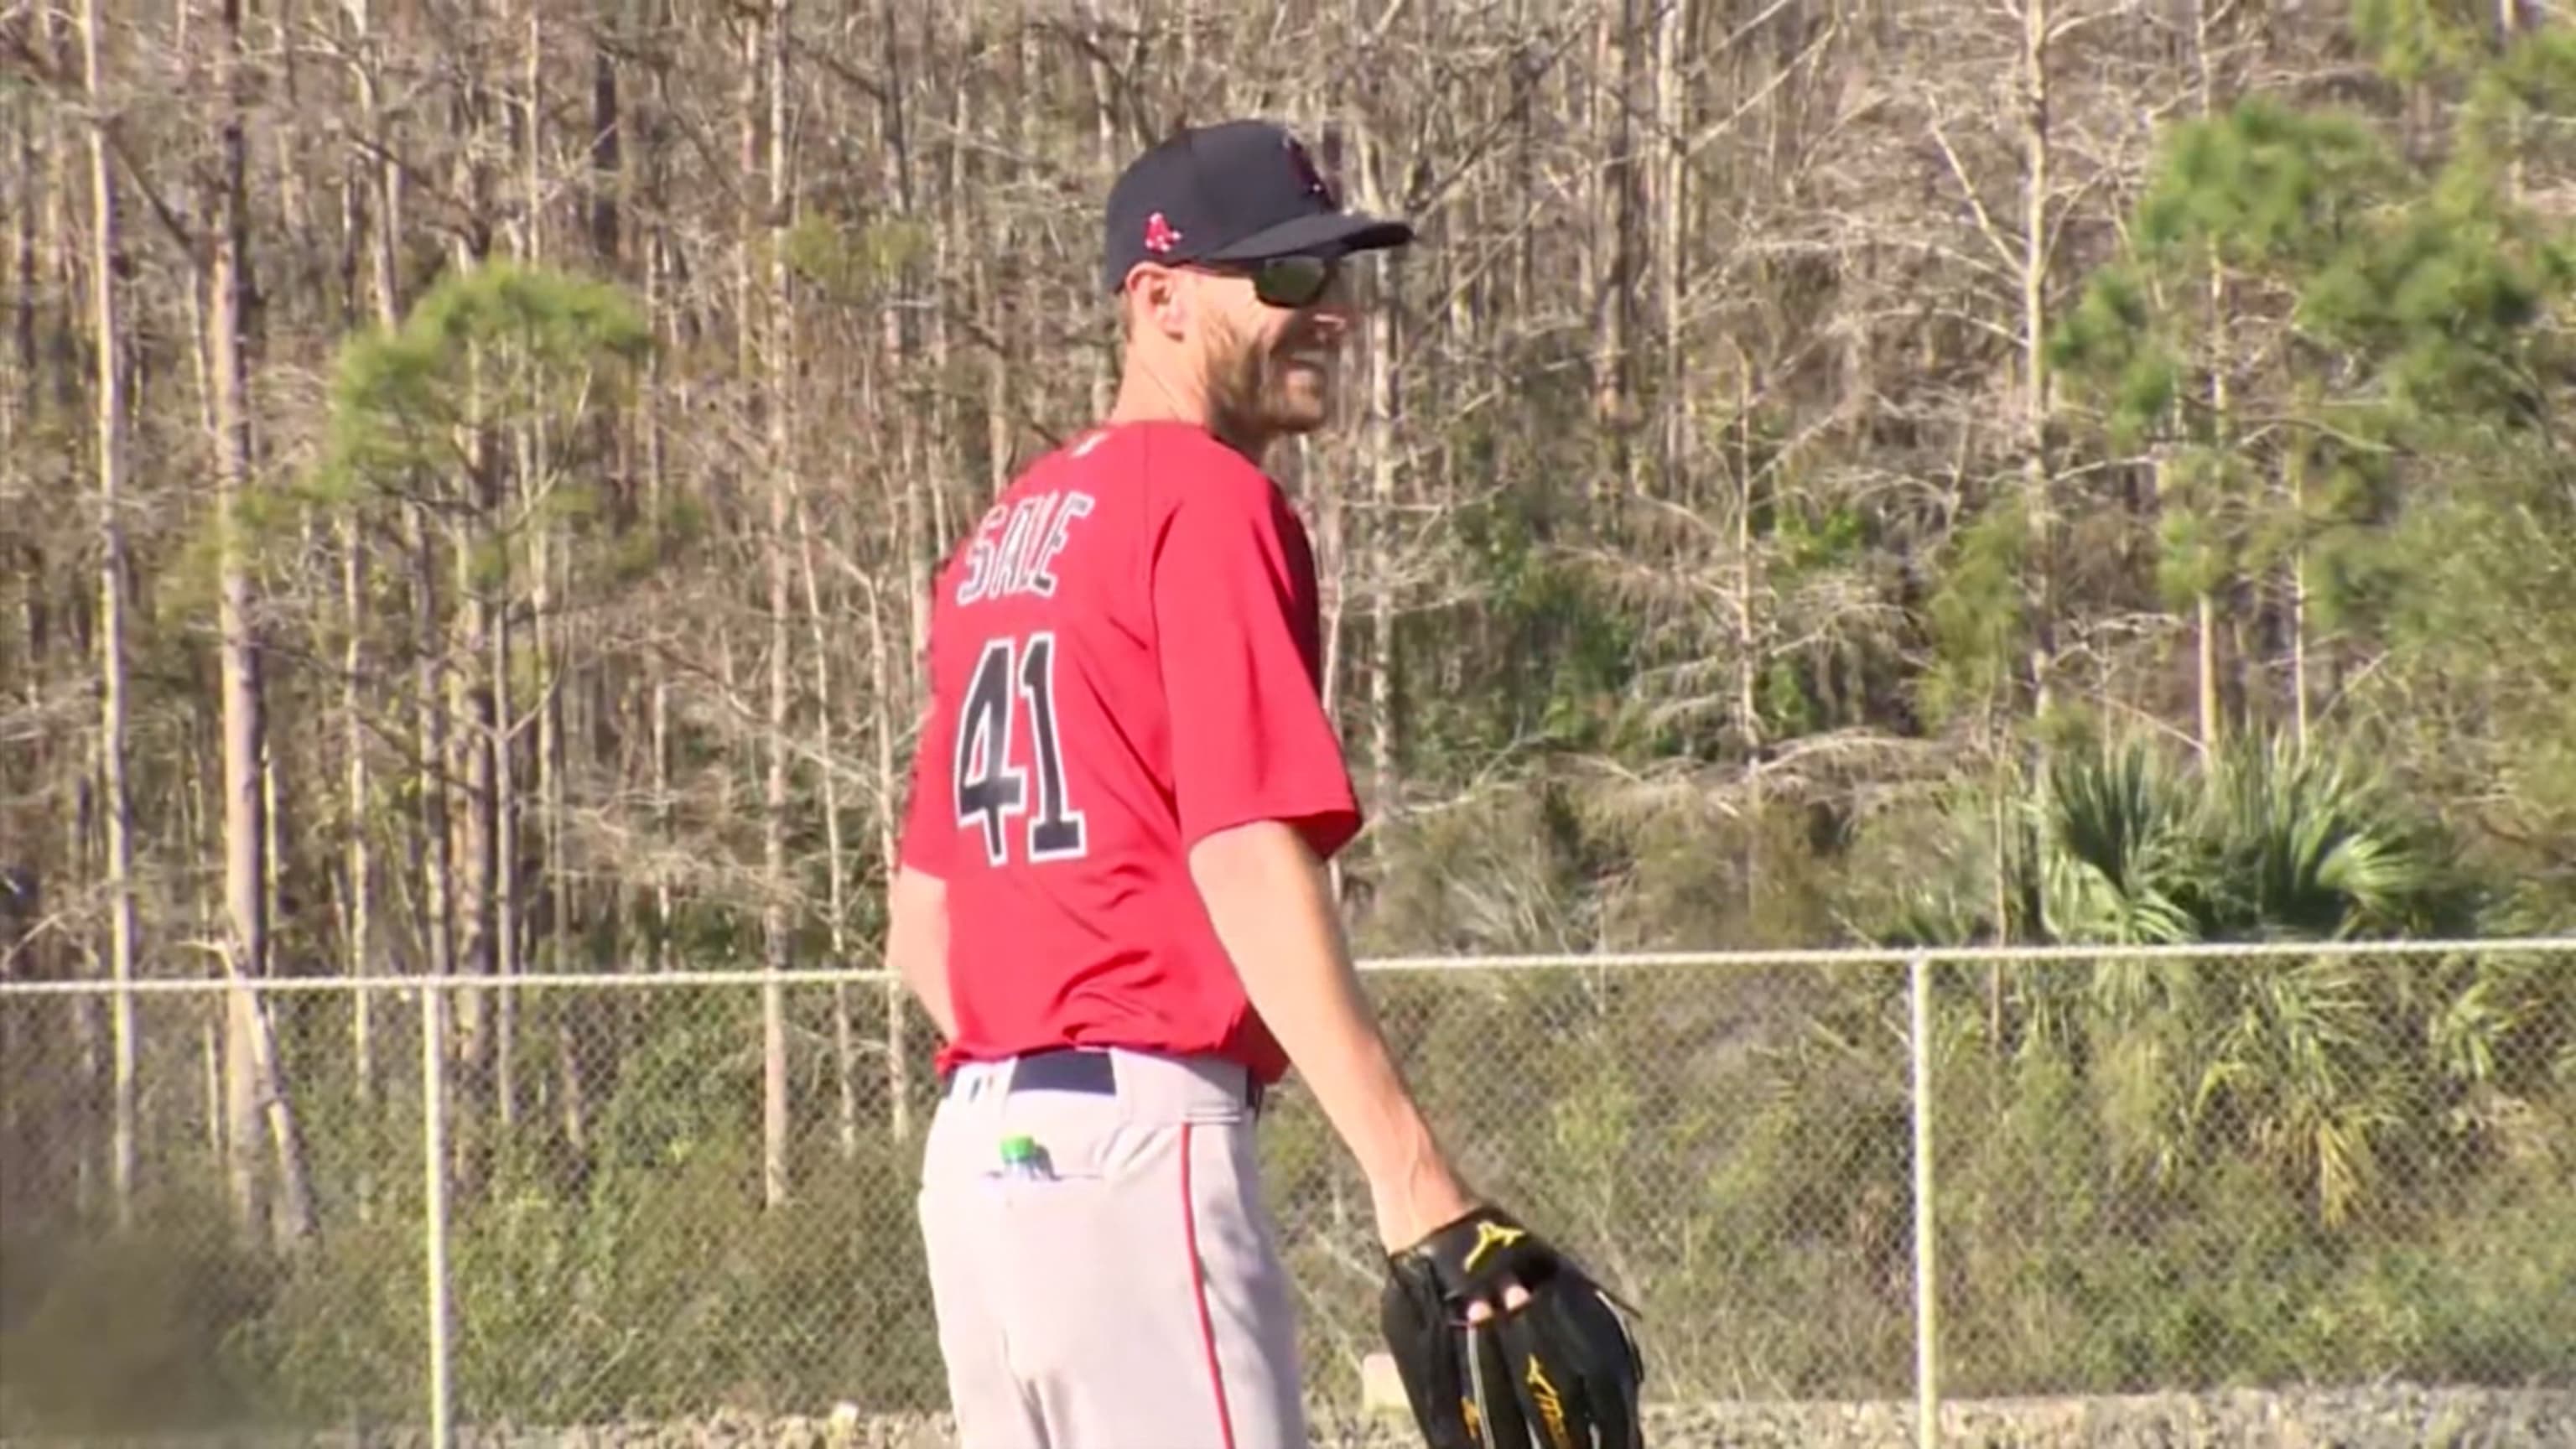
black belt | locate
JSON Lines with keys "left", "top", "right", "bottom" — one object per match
{"left": 947, "top": 1047, "right": 1265, "bottom": 1110}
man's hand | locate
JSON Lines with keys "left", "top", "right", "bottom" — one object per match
{"left": 1380, "top": 1205, "right": 1645, "bottom": 1449}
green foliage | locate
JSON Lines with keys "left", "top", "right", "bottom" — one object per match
{"left": 1773, "top": 501, "right": 1865, "bottom": 572}
{"left": 783, "top": 215, "right": 933, "bottom": 305}
{"left": 1915, "top": 492, "right": 2028, "bottom": 730}
{"left": 2137, "top": 99, "right": 2405, "bottom": 273}
{"left": 2054, "top": 97, "right": 2412, "bottom": 444}
{"left": 316, "top": 259, "right": 651, "bottom": 507}
{"left": 2203, "top": 735, "right": 2473, "bottom": 938}
{"left": 1929, "top": 1018, "right": 2576, "bottom": 1392}
{"left": 2357, "top": 442, "right": 2576, "bottom": 927}
{"left": 1842, "top": 727, "right": 2547, "bottom": 1229}
{"left": 2047, "top": 263, "right": 2178, "bottom": 449}
{"left": 2034, "top": 735, "right": 2203, "bottom": 946}
{"left": 0, "top": 1209, "right": 285, "bottom": 1433}
{"left": 2151, "top": 447, "right": 2246, "bottom": 606}
{"left": 1427, "top": 488, "right": 1642, "bottom": 761}
{"left": 2298, "top": 194, "right": 2559, "bottom": 429}
{"left": 2041, "top": 40, "right": 2574, "bottom": 876}
{"left": 2480, "top": 25, "right": 2576, "bottom": 129}
{"left": 2352, "top": 0, "right": 2501, "bottom": 86}
{"left": 1862, "top": 724, "right": 2471, "bottom": 950}
{"left": 8, "top": 953, "right": 2569, "bottom": 1433}
{"left": 0, "top": 989, "right": 949, "bottom": 1436}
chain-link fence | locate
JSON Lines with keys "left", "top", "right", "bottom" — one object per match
{"left": 3, "top": 943, "right": 2572, "bottom": 1446}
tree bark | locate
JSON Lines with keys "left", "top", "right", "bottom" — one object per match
{"left": 796, "top": 486, "right": 857, "bottom": 1158}
{"left": 210, "top": 0, "right": 312, "bottom": 1249}
{"left": 2020, "top": 0, "right": 2058, "bottom": 719}
{"left": 883, "top": 0, "right": 925, "bottom": 1127}
{"left": 447, "top": 3, "right": 501, "bottom": 1202}
{"left": 340, "top": 0, "right": 400, "bottom": 1136}
{"left": 1593, "top": 0, "right": 1641, "bottom": 495}
{"left": 865, "top": 577, "right": 910, "bottom": 1145}
{"left": 1654, "top": 0, "right": 1688, "bottom": 503}
{"left": 639, "top": 0, "right": 675, "bottom": 976}
{"left": 210, "top": 0, "right": 265, "bottom": 1247}
{"left": 1362, "top": 126, "right": 1402, "bottom": 828}
{"left": 79, "top": 0, "right": 139, "bottom": 1233}
{"left": 757, "top": 0, "right": 795, "bottom": 1210}
{"left": 2194, "top": 0, "right": 2225, "bottom": 750}
{"left": 1732, "top": 366, "right": 1763, "bottom": 761}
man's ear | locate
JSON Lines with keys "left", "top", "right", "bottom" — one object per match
{"left": 1124, "top": 264, "right": 1189, "bottom": 340}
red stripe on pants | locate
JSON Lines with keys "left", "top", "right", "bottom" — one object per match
{"left": 1182, "top": 1122, "right": 1242, "bottom": 1449}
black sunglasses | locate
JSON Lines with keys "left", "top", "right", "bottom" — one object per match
{"left": 1233, "top": 254, "right": 1339, "bottom": 309}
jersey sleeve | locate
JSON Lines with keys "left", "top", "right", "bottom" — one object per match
{"left": 1150, "top": 470, "right": 1362, "bottom": 860}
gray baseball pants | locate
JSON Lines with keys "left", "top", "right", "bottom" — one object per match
{"left": 916, "top": 1046, "right": 1308, "bottom": 1448}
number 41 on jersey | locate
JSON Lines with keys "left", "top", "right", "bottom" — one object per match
{"left": 953, "top": 631, "right": 1086, "bottom": 866}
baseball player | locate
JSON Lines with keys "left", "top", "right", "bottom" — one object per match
{"left": 886, "top": 119, "right": 1642, "bottom": 1449}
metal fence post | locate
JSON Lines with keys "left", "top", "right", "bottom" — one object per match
{"left": 421, "top": 983, "right": 453, "bottom": 1449}
{"left": 1909, "top": 953, "right": 1940, "bottom": 1449}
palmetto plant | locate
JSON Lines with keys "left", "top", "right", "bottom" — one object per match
{"left": 1888, "top": 728, "right": 2507, "bottom": 1227}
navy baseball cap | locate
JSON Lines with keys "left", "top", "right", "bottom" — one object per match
{"left": 1101, "top": 119, "right": 1415, "bottom": 295}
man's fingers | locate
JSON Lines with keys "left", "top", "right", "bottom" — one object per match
{"left": 1462, "top": 1276, "right": 1534, "bottom": 1324}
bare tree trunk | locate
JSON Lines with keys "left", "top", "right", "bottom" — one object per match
{"left": 1654, "top": 0, "right": 1687, "bottom": 504}
{"left": 1592, "top": 0, "right": 1639, "bottom": 494}
{"left": 757, "top": 0, "right": 794, "bottom": 1210}
{"left": 553, "top": 0, "right": 625, "bottom": 1162}
{"left": 2288, "top": 422, "right": 2310, "bottom": 749}
{"left": 211, "top": 8, "right": 265, "bottom": 1249}
{"left": 639, "top": 1, "right": 675, "bottom": 975}
{"left": 2193, "top": 0, "right": 2225, "bottom": 750}
{"left": 2019, "top": 0, "right": 2058, "bottom": 719}
{"left": 883, "top": 0, "right": 925, "bottom": 1124}
{"left": 450, "top": 366, "right": 498, "bottom": 1201}
{"left": 210, "top": 0, "right": 311, "bottom": 1249}
{"left": 490, "top": 0, "right": 553, "bottom": 1137}
{"left": 1732, "top": 367, "right": 1763, "bottom": 761}
{"left": 79, "top": 0, "right": 138, "bottom": 1233}
{"left": 850, "top": 242, "right": 915, "bottom": 1148}
{"left": 353, "top": 0, "right": 450, "bottom": 1121}
{"left": 492, "top": 439, "right": 520, "bottom": 1136}
{"left": 346, "top": 0, "right": 402, "bottom": 1132}
{"left": 447, "top": 6, "right": 501, "bottom": 1202}
{"left": 797, "top": 493, "right": 856, "bottom": 1159}
{"left": 865, "top": 579, "right": 910, "bottom": 1145}
{"left": 340, "top": 527, "right": 371, "bottom": 1031}
{"left": 2498, "top": 0, "right": 2525, "bottom": 200}
{"left": 1360, "top": 127, "right": 1401, "bottom": 827}
{"left": 412, "top": 526, "right": 454, "bottom": 981}
{"left": 927, "top": 15, "right": 961, "bottom": 558}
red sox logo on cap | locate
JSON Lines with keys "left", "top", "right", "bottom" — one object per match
{"left": 1143, "top": 211, "right": 1182, "bottom": 253}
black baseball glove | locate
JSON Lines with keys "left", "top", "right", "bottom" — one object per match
{"left": 1379, "top": 1204, "right": 1644, "bottom": 1449}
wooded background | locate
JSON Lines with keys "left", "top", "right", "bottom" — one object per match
{"left": 2, "top": 0, "right": 2573, "bottom": 1435}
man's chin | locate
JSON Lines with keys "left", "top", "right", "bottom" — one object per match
{"left": 1265, "top": 403, "right": 1332, "bottom": 436}
{"left": 1266, "top": 380, "right": 1333, "bottom": 432}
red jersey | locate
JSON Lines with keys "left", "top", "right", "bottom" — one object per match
{"left": 896, "top": 420, "right": 1363, "bottom": 1085}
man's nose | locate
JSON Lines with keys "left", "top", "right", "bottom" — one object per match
{"left": 1305, "top": 298, "right": 1354, "bottom": 335}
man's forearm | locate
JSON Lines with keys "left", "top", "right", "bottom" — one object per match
{"left": 886, "top": 863, "right": 958, "bottom": 1041}
{"left": 1189, "top": 820, "right": 1475, "bottom": 1249}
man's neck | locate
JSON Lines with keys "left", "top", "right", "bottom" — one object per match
{"left": 1106, "top": 360, "right": 1270, "bottom": 468}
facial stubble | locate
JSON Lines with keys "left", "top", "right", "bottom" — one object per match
{"left": 1203, "top": 306, "right": 1330, "bottom": 450}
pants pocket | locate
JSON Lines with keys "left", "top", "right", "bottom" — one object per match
{"left": 986, "top": 1095, "right": 1157, "bottom": 1183}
